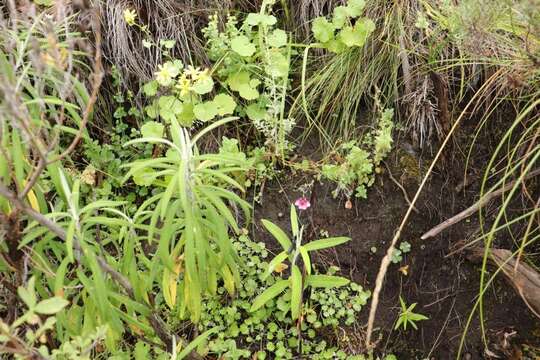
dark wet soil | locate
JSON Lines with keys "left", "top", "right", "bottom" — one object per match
{"left": 250, "top": 133, "right": 540, "bottom": 359}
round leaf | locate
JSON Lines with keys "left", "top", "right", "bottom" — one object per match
{"left": 194, "top": 101, "right": 218, "bottom": 122}
{"left": 213, "top": 94, "right": 237, "bottom": 115}
{"left": 267, "top": 29, "right": 287, "bottom": 48}
{"left": 231, "top": 35, "right": 256, "bottom": 57}
{"left": 312, "top": 17, "right": 335, "bottom": 43}
{"left": 141, "top": 121, "right": 164, "bottom": 138}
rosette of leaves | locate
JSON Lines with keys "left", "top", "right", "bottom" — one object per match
{"left": 250, "top": 204, "right": 351, "bottom": 321}
{"left": 311, "top": 0, "right": 376, "bottom": 54}
{"left": 123, "top": 117, "right": 252, "bottom": 322}
{"left": 142, "top": 60, "right": 238, "bottom": 127}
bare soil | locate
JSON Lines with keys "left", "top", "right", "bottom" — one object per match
{"left": 250, "top": 131, "right": 540, "bottom": 358}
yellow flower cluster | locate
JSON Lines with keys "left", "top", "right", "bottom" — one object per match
{"left": 123, "top": 9, "right": 137, "bottom": 26}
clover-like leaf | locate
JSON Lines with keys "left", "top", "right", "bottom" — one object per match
{"left": 213, "top": 94, "right": 237, "bottom": 115}
{"left": 227, "top": 71, "right": 251, "bottom": 92}
{"left": 238, "top": 84, "right": 259, "bottom": 100}
{"left": 141, "top": 121, "right": 164, "bottom": 138}
{"left": 231, "top": 35, "right": 256, "bottom": 57}
{"left": 267, "top": 29, "right": 288, "bottom": 48}
{"left": 312, "top": 17, "right": 335, "bottom": 43}
{"left": 228, "top": 72, "right": 260, "bottom": 100}
{"left": 194, "top": 101, "right": 218, "bottom": 122}
{"left": 324, "top": 39, "right": 347, "bottom": 54}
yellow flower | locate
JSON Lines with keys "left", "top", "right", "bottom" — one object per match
{"left": 185, "top": 65, "right": 203, "bottom": 80}
{"left": 155, "top": 62, "right": 180, "bottom": 86}
{"left": 123, "top": 9, "right": 137, "bottom": 26}
{"left": 176, "top": 74, "right": 192, "bottom": 97}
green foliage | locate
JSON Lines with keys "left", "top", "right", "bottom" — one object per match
{"left": 321, "top": 109, "right": 394, "bottom": 199}
{"left": 202, "top": 5, "right": 295, "bottom": 156}
{"left": 391, "top": 241, "right": 411, "bottom": 264}
{"left": 124, "top": 118, "right": 252, "bottom": 322}
{"left": 251, "top": 205, "right": 353, "bottom": 321}
{"left": 0, "top": 277, "right": 105, "bottom": 359}
{"left": 394, "top": 297, "right": 428, "bottom": 331}
{"left": 189, "top": 236, "right": 371, "bottom": 359}
{"left": 311, "top": 0, "right": 375, "bottom": 53}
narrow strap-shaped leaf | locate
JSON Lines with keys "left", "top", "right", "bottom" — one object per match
{"left": 250, "top": 279, "right": 289, "bottom": 312}
{"left": 290, "top": 265, "right": 303, "bottom": 320}
{"left": 177, "top": 328, "right": 219, "bottom": 360}
{"left": 264, "top": 251, "right": 288, "bottom": 279}
{"left": 305, "top": 275, "right": 350, "bottom": 288}
{"left": 290, "top": 204, "right": 299, "bottom": 238}
{"left": 303, "top": 237, "right": 350, "bottom": 252}
{"left": 299, "top": 247, "right": 311, "bottom": 275}
{"left": 198, "top": 168, "right": 245, "bottom": 192}
{"left": 159, "top": 171, "right": 179, "bottom": 219}
{"left": 261, "top": 219, "right": 292, "bottom": 251}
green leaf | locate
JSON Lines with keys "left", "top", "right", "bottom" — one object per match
{"left": 332, "top": 6, "right": 350, "bottom": 28}
{"left": 213, "top": 94, "right": 237, "bottom": 115}
{"left": 177, "top": 102, "right": 195, "bottom": 127}
{"left": 312, "top": 17, "right": 335, "bottom": 43}
{"left": 143, "top": 80, "right": 158, "bottom": 96}
{"left": 261, "top": 219, "right": 292, "bottom": 251}
{"left": 34, "top": 297, "right": 69, "bottom": 315}
{"left": 18, "top": 277, "right": 36, "bottom": 308}
{"left": 227, "top": 72, "right": 260, "bottom": 100}
{"left": 145, "top": 102, "right": 159, "bottom": 119}
{"left": 339, "top": 19, "right": 375, "bottom": 47}
{"left": 267, "top": 29, "right": 287, "bottom": 48}
{"left": 290, "top": 265, "right": 303, "bottom": 320}
{"left": 231, "top": 35, "right": 256, "bottom": 57}
{"left": 194, "top": 101, "right": 218, "bottom": 122}
{"left": 290, "top": 204, "right": 298, "bottom": 237}
{"left": 245, "top": 103, "right": 266, "bottom": 121}
{"left": 250, "top": 280, "right": 289, "bottom": 312}
{"left": 245, "top": 13, "right": 277, "bottom": 26}
{"left": 265, "top": 52, "right": 289, "bottom": 77}
{"left": 158, "top": 96, "right": 183, "bottom": 122}
{"left": 140, "top": 121, "right": 164, "bottom": 138}
{"left": 178, "top": 328, "right": 218, "bottom": 360}
{"left": 160, "top": 39, "right": 176, "bottom": 49}
{"left": 299, "top": 247, "right": 311, "bottom": 275}
{"left": 306, "top": 275, "right": 350, "bottom": 288}
{"left": 346, "top": 0, "right": 366, "bottom": 17}
{"left": 238, "top": 84, "right": 260, "bottom": 100}
{"left": 265, "top": 251, "right": 289, "bottom": 278}
{"left": 303, "top": 237, "right": 350, "bottom": 251}
{"left": 191, "top": 77, "right": 214, "bottom": 95}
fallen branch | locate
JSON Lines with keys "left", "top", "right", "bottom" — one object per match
{"left": 468, "top": 247, "right": 540, "bottom": 318}
{"left": 421, "top": 168, "right": 540, "bottom": 240}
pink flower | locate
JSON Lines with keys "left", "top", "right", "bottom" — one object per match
{"left": 294, "top": 197, "right": 311, "bottom": 210}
